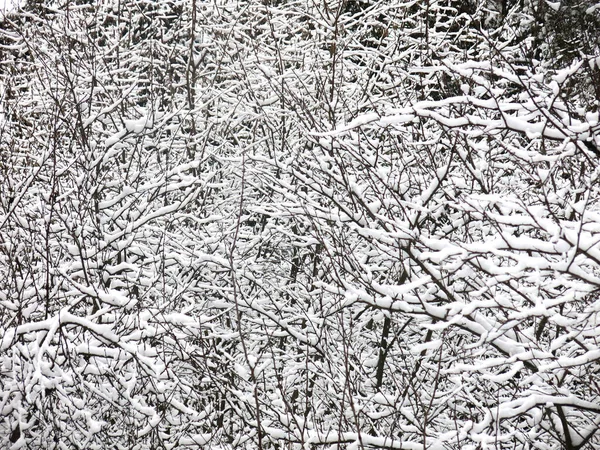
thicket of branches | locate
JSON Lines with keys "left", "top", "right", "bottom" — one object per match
{"left": 1, "top": 0, "right": 600, "bottom": 449}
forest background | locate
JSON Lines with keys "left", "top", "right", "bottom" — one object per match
{"left": 1, "top": 0, "right": 600, "bottom": 449}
